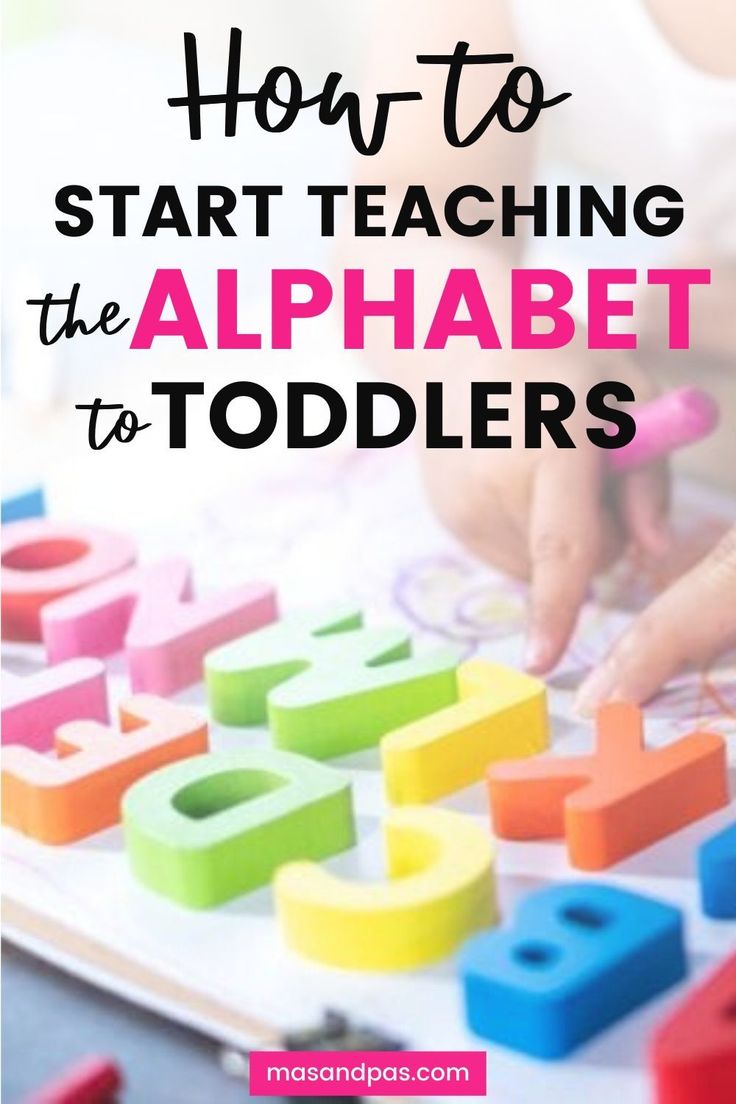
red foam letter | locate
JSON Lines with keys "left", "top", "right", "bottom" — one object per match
{"left": 651, "top": 954, "right": 736, "bottom": 1104}
{"left": 2, "top": 520, "right": 136, "bottom": 642}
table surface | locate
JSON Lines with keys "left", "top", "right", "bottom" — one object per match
{"left": 1, "top": 942, "right": 288, "bottom": 1104}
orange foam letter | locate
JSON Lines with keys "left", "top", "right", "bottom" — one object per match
{"left": 488, "top": 703, "right": 728, "bottom": 869}
{"left": 2, "top": 696, "right": 208, "bottom": 844}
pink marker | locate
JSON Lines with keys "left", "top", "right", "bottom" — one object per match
{"left": 607, "top": 387, "right": 720, "bottom": 473}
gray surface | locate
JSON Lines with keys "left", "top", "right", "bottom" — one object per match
{"left": 1, "top": 942, "right": 272, "bottom": 1103}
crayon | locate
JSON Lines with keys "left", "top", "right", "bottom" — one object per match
{"left": 23, "top": 1057, "right": 122, "bottom": 1104}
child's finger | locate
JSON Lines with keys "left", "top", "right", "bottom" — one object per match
{"left": 575, "top": 526, "right": 736, "bottom": 712}
{"left": 619, "top": 462, "right": 671, "bottom": 555}
{"left": 525, "top": 452, "right": 603, "bottom": 674}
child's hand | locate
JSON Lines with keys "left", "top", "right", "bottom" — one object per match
{"left": 419, "top": 355, "right": 669, "bottom": 673}
{"left": 576, "top": 525, "right": 736, "bottom": 711}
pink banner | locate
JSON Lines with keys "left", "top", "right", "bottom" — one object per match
{"left": 249, "top": 1050, "right": 487, "bottom": 1096}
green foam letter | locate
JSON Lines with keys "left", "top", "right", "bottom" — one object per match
{"left": 122, "top": 748, "right": 355, "bottom": 908}
{"left": 204, "top": 604, "right": 460, "bottom": 758}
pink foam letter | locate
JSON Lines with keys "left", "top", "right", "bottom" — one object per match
{"left": 42, "top": 558, "right": 278, "bottom": 695}
{"left": 1, "top": 659, "right": 109, "bottom": 751}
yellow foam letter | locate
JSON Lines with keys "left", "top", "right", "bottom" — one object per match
{"left": 275, "top": 806, "right": 496, "bottom": 970}
{"left": 381, "top": 660, "right": 548, "bottom": 804}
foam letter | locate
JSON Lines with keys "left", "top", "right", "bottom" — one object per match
{"left": 488, "top": 703, "right": 728, "bottom": 869}
{"left": 205, "top": 604, "right": 459, "bottom": 759}
{"left": 382, "top": 660, "right": 547, "bottom": 804}
{"left": 1, "top": 659, "right": 108, "bottom": 751}
{"left": 699, "top": 822, "right": 736, "bottom": 919}
{"left": 2, "top": 520, "right": 136, "bottom": 641}
{"left": 461, "top": 882, "right": 686, "bottom": 1058}
{"left": 1, "top": 483, "right": 45, "bottom": 524}
{"left": 651, "top": 954, "right": 736, "bottom": 1104}
{"left": 1, "top": 696, "right": 208, "bottom": 844}
{"left": 42, "top": 557, "right": 277, "bottom": 695}
{"left": 276, "top": 806, "right": 496, "bottom": 970}
{"left": 123, "top": 749, "right": 355, "bottom": 908}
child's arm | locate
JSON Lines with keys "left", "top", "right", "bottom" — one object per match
{"left": 576, "top": 525, "right": 736, "bottom": 711}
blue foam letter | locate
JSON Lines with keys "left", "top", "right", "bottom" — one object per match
{"left": 1, "top": 485, "right": 45, "bottom": 524}
{"left": 460, "top": 882, "right": 686, "bottom": 1058}
{"left": 699, "top": 821, "right": 736, "bottom": 919}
